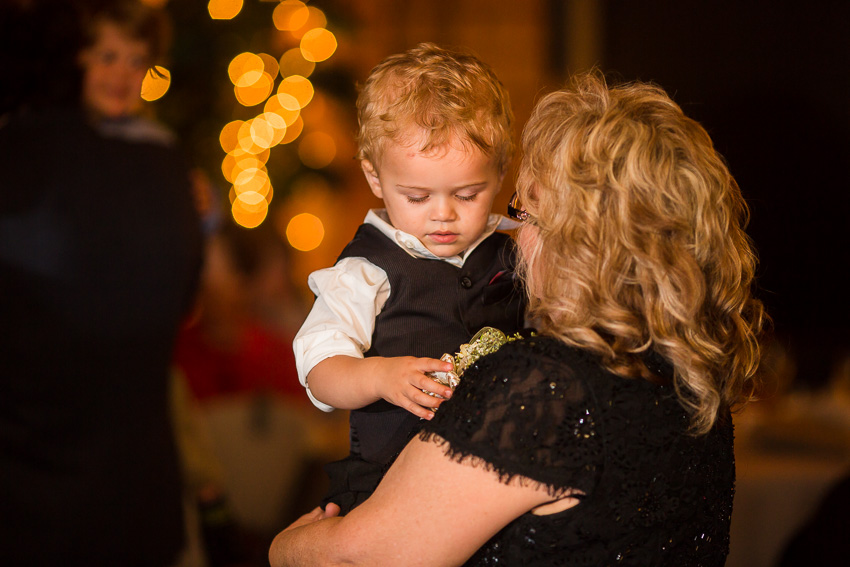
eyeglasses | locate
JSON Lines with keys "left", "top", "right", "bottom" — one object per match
{"left": 507, "top": 191, "right": 534, "bottom": 223}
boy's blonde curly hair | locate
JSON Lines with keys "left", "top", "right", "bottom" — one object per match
{"left": 356, "top": 43, "right": 513, "bottom": 173}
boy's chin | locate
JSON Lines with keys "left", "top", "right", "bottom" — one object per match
{"left": 425, "top": 245, "right": 465, "bottom": 258}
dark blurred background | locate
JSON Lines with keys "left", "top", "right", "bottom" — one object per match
{"left": 602, "top": 1, "right": 850, "bottom": 392}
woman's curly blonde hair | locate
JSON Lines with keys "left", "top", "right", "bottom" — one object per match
{"left": 356, "top": 42, "right": 513, "bottom": 173}
{"left": 516, "top": 71, "right": 766, "bottom": 434}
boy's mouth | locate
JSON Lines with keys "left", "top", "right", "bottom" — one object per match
{"left": 429, "top": 232, "right": 459, "bottom": 244}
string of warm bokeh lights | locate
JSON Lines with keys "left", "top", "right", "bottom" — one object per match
{"left": 140, "top": 0, "right": 337, "bottom": 250}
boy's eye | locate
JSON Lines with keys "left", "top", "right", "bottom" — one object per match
{"left": 456, "top": 193, "right": 478, "bottom": 202}
{"left": 405, "top": 195, "right": 428, "bottom": 204}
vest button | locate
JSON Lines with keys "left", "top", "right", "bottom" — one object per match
{"left": 460, "top": 276, "right": 472, "bottom": 288}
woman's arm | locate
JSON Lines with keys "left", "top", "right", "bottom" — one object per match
{"left": 269, "top": 436, "right": 570, "bottom": 567}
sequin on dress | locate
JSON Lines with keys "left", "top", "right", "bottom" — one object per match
{"left": 419, "top": 336, "right": 735, "bottom": 566}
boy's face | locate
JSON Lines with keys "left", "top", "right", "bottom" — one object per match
{"left": 362, "top": 136, "right": 504, "bottom": 258}
{"left": 79, "top": 22, "right": 150, "bottom": 119}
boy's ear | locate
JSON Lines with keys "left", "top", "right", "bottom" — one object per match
{"left": 360, "top": 160, "right": 383, "bottom": 199}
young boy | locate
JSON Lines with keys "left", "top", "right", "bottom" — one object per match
{"left": 293, "top": 43, "right": 526, "bottom": 515}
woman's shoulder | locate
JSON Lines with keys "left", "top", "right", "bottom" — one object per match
{"left": 462, "top": 334, "right": 605, "bottom": 400}
{"left": 486, "top": 334, "right": 596, "bottom": 371}
{"left": 479, "top": 335, "right": 668, "bottom": 403}
{"left": 424, "top": 333, "right": 609, "bottom": 496}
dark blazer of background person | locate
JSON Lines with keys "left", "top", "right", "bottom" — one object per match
{"left": 0, "top": 2, "right": 204, "bottom": 565}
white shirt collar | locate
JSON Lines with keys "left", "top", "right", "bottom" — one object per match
{"left": 364, "top": 208, "right": 519, "bottom": 268}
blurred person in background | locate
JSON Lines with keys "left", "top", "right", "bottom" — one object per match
{"left": 77, "top": 2, "right": 254, "bottom": 565}
{"left": 0, "top": 1, "right": 203, "bottom": 565}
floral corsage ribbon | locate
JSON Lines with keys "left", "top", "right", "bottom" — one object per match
{"left": 425, "top": 326, "right": 525, "bottom": 410}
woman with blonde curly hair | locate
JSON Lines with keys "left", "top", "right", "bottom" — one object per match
{"left": 269, "top": 71, "right": 765, "bottom": 567}
{"left": 514, "top": 70, "right": 764, "bottom": 435}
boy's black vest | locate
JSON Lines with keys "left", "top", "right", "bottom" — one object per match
{"left": 322, "top": 222, "right": 525, "bottom": 513}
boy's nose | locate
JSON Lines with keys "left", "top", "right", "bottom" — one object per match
{"left": 432, "top": 199, "right": 457, "bottom": 222}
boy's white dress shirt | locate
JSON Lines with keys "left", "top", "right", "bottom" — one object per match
{"left": 293, "top": 208, "right": 518, "bottom": 411}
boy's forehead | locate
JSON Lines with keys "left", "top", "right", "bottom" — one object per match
{"left": 371, "top": 137, "right": 501, "bottom": 181}
{"left": 382, "top": 127, "right": 486, "bottom": 161}
{"left": 394, "top": 124, "right": 441, "bottom": 147}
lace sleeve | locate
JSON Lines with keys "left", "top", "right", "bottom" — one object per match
{"left": 419, "top": 338, "right": 603, "bottom": 497}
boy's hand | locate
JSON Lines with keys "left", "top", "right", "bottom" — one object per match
{"left": 372, "top": 356, "right": 455, "bottom": 419}
{"left": 305, "top": 355, "right": 455, "bottom": 416}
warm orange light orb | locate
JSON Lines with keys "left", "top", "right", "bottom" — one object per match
{"left": 280, "top": 115, "right": 304, "bottom": 144}
{"left": 279, "top": 48, "right": 315, "bottom": 78}
{"left": 286, "top": 213, "right": 325, "bottom": 251}
{"left": 290, "top": 6, "right": 328, "bottom": 40}
{"left": 278, "top": 75, "right": 314, "bottom": 108}
{"left": 273, "top": 0, "right": 309, "bottom": 31}
{"left": 265, "top": 94, "right": 301, "bottom": 126}
{"left": 258, "top": 53, "right": 280, "bottom": 79}
{"left": 228, "top": 52, "right": 264, "bottom": 86}
{"left": 141, "top": 66, "right": 170, "bottom": 101}
{"left": 219, "top": 120, "right": 244, "bottom": 153}
{"left": 232, "top": 194, "right": 268, "bottom": 228}
{"left": 300, "top": 28, "right": 337, "bottom": 62}
{"left": 208, "top": 0, "right": 243, "bottom": 20}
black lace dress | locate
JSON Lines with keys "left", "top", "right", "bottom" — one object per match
{"left": 419, "top": 336, "right": 735, "bottom": 566}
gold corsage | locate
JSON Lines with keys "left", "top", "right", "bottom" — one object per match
{"left": 425, "top": 327, "right": 524, "bottom": 409}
